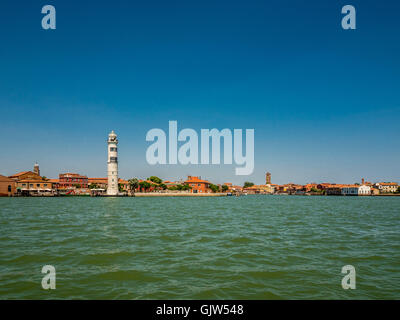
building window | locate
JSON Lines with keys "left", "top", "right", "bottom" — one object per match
{"left": 8, "top": 185, "right": 11, "bottom": 192}
{"left": 44, "top": 184, "right": 47, "bottom": 187}
{"left": 37, "top": 184, "right": 40, "bottom": 187}
{"left": 30, "top": 184, "right": 33, "bottom": 187}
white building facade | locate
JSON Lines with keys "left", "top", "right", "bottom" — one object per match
{"left": 341, "top": 185, "right": 371, "bottom": 196}
{"left": 375, "top": 183, "right": 398, "bottom": 193}
{"left": 107, "top": 130, "right": 119, "bottom": 196}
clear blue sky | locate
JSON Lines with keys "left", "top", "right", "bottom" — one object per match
{"left": 0, "top": 0, "right": 399, "bottom": 185}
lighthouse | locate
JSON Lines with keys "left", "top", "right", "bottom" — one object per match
{"left": 107, "top": 130, "right": 119, "bottom": 196}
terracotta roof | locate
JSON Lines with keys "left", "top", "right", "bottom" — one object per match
{"left": 377, "top": 182, "right": 398, "bottom": 186}
{"left": 8, "top": 171, "right": 32, "bottom": 178}
{"left": 88, "top": 178, "right": 129, "bottom": 184}
{"left": 18, "top": 179, "right": 51, "bottom": 183}
{"left": 0, "top": 174, "right": 15, "bottom": 182}
{"left": 10, "top": 171, "right": 30, "bottom": 176}
{"left": 59, "top": 173, "right": 88, "bottom": 178}
{"left": 185, "top": 176, "right": 210, "bottom": 184}
{"left": 88, "top": 178, "right": 108, "bottom": 183}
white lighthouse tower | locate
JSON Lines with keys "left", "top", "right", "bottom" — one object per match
{"left": 107, "top": 130, "right": 119, "bottom": 196}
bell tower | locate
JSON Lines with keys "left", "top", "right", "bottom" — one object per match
{"left": 107, "top": 130, "right": 119, "bottom": 196}
{"left": 266, "top": 172, "right": 271, "bottom": 185}
{"left": 34, "top": 162, "right": 40, "bottom": 176}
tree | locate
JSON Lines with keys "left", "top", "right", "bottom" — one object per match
{"left": 89, "top": 183, "right": 98, "bottom": 189}
{"left": 128, "top": 178, "right": 139, "bottom": 193}
{"left": 159, "top": 183, "right": 167, "bottom": 190}
{"left": 243, "top": 182, "right": 254, "bottom": 188}
{"left": 397, "top": 186, "right": 400, "bottom": 194}
{"left": 118, "top": 183, "right": 124, "bottom": 192}
{"left": 169, "top": 184, "right": 191, "bottom": 191}
{"left": 139, "top": 181, "right": 151, "bottom": 192}
{"left": 209, "top": 184, "right": 220, "bottom": 193}
{"left": 148, "top": 176, "right": 163, "bottom": 184}
{"left": 221, "top": 185, "right": 229, "bottom": 192}
{"left": 73, "top": 183, "right": 81, "bottom": 189}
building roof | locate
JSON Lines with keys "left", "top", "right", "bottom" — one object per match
{"left": 88, "top": 178, "right": 108, "bottom": 183}
{"left": 8, "top": 171, "right": 38, "bottom": 179}
{"left": 185, "top": 176, "right": 210, "bottom": 184}
{"left": 9, "top": 171, "right": 30, "bottom": 177}
{"left": 17, "top": 179, "right": 52, "bottom": 183}
{"left": 376, "top": 182, "right": 398, "bottom": 186}
{"left": 59, "top": 173, "right": 88, "bottom": 178}
{"left": 0, "top": 174, "right": 15, "bottom": 182}
{"left": 88, "top": 178, "right": 129, "bottom": 184}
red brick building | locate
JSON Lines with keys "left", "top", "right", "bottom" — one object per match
{"left": 59, "top": 173, "right": 88, "bottom": 189}
{"left": 0, "top": 174, "right": 16, "bottom": 196}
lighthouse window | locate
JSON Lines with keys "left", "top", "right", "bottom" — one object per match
{"left": 110, "top": 157, "right": 118, "bottom": 162}
{"left": 110, "top": 147, "right": 117, "bottom": 152}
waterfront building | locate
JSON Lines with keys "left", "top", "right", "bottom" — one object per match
{"left": 371, "top": 187, "right": 380, "bottom": 195}
{"left": 317, "top": 183, "right": 332, "bottom": 191}
{"left": 107, "top": 130, "right": 119, "bottom": 196}
{"left": 88, "top": 178, "right": 108, "bottom": 189}
{"left": 184, "top": 176, "right": 211, "bottom": 193}
{"left": 58, "top": 173, "right": 88, "bottom": 189}
{"left": 48, "top": 179, "right": 59, "bottom": 189}
{"left": 223, "top": 183, "right": 243, "bottom": 193}
{"left": 304, "top": 183, "right": 318, "bottom": 192}
{"left": 8, "top": 164, "right": 54, "bottom": 195}
{"left": 325, "top": 185, "right": 343, "bottom": 195}
{"left": 88, "top": 178, "right": 129, "bottom": 192}
{"left": 375, "top": 182, "right": 398, "bottom": 193}
{"left": 341, "top": 185, "right": 371, "bottom": 196}
{"left": 243, "top": 184, "right": 273, "bottom": 194}
{"left": 16, "top": 179, "right": 54, "bottom": 194}
{"left": 0, "top": 174, "right": 16, "bottom": 196}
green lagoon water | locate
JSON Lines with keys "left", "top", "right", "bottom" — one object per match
{"left": 0, "top": 195, "right": 399, "bottom": 299}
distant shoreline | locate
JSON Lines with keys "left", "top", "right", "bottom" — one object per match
{"left": 2, "top": 193, "right": 400, "bottom": 198}
{"left": 133, "top": 193, "right": 226, "bottom": 197}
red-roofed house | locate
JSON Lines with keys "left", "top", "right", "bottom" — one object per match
{"left": 184, "top": 176, "right": 211, "bottom": 193}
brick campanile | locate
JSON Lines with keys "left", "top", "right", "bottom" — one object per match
{"left": 266, "top": 172, "right": 271, "bottom": 185}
